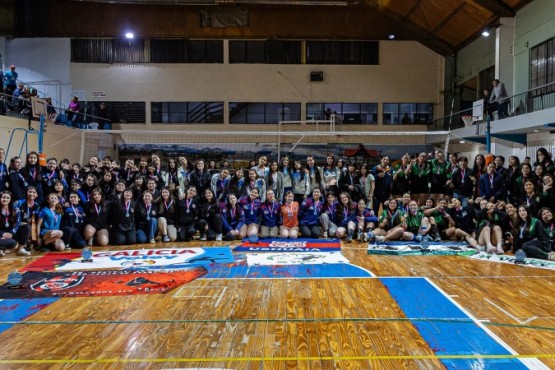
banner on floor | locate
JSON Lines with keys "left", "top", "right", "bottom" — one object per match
{"left": 22, "top": 247, "right": 234, "bottom": 272}
{"left": 246, "top": 251, "right": 349, "bottom": 266}
{"left": 368, "top": 241, "right": 478, "bottom": 256}
{"left": 467, "top": 251, "right": 555, "bottom": 271}
{"left": 235, "top": 238, "right": 341, "bottom": 252}
{"left": 0, "top": 268, "right": 207, "bottom": 298}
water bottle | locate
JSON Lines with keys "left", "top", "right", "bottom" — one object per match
{"left": 514, "top": 249, "right": 526, "bottom": 264}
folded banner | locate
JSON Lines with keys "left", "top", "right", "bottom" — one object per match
{"left": 22, "top": 247, "right": 234, "bottom": 272}
{"left": 467, "top": 251, "right": 555, "bottom": 271}
{"left": 246, "top": 251, "right": 349, "bottom": 266}
{"left": 0, "top": 268, "right": 207, "bottom": 299}
{"left": 368, "top": 241, "right": 477, "bottom": 256}
{"left": 235, "top": 238, "right": 341, "bottom": 252}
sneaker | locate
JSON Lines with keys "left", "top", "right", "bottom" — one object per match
{"left": 364, "top": 232, "right": 374, "bottom": 242}
{"left": 486, "top": 245, "right": 496, "bottom": 254}
{"left": 322, "top": 231, "right": 328, "bottom": 238}
{"left": 162, "top": 235, "right": 170, "bottom": 242}
{"left": 149, "top": 239, "right": 156, "bottom": 244}
{"left": 216, "top": 234, "right": 223, "bottom": 241}
{"left": 0, "top": 250, "right": 5, "bottom": 257}
{"left": 375, "top": 235, "right": 386, "bottom": 242}
{"left": 414, "top": 234, "right": 423, "bottom": 242}
{"left": 64, "top": 245, "right": 72, "bottom": 251}
{"left": 200, "top": 234, "right": 207, "bottom": 241}
{"left": 423, "top": 235, "right": 433, "bottom": 242}
{"left": 496, "top": 246, "right": 505, "bottom": 255}
{"left": 434, "top": 234, "right": 442, "bottom": 242}
{"left": 548, "top": 251, "right": 555, "bottom": 261}
{"left": 87, "top": 238, "right": 93, "bottom": 246}
{"left": 357, "top": 232, "right": 363, "bottom": 242}
{"left": 346, "top": 235, "right": 352, "bottom": 243}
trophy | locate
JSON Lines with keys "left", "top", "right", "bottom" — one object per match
{"left": 7, "top": 270, "right": 24, "bottom": 289}
{"left": 81, "top": 247, "right": 93, "bottom": 263}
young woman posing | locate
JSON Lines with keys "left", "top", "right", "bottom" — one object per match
{"left": 198, "top": 188, "right": 224, "bottom": 241}
{"left": 83, "top": 189, "right": 110, "bottom": 246}
{"left": 61, "top": 192, "right": 86, "bottom": 249}
{"left": 37, "top": 192, "right": 65, "bottom": 251}
{"left": 0, "top": 191, "right": 31, "bottom": 256}
{"left": 280, "top": 191, "right": 300, "bottom": 239}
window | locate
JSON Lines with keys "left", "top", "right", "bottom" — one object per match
{"left": 229, "top": 103, "right": 301, "bottom": 124}
{"left": 85, "top": 102, "right": 146, "bottom": 124}
{"left": 306, "top": 41, "right": 379, "bottom": 65}
{"left": 72, "top": 39, "right": 223, "bottom": 63}
{"left": 151, "top": 102, "right": 224, "bottom": 124}
{"left": 306, "top": 103, "right": 378, "bottom": 124}
{"left": 383, "top": 103, "right": 433, "bottom": 125}
{"left": 229, "top": 40, "right": 302, "bottom": 64}
{"left": 530, "top": 37, "right": 555, "bottom": 96}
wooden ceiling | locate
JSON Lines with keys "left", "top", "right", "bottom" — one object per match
{"left": 7, "top": 0, "right": 534, "bottom": 56}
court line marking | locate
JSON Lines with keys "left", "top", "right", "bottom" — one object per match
{"left": 485, "top": 298, "right": 539, "bottom": 325}
{"left": 1, "top": 353, "right": 555, "bottom": 365}
{"left": 424, "top": 277, "right": 549, "bottom": 370}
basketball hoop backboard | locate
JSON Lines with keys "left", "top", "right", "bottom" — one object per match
{"left": 472, "top": 99, "right": 484, "bottom": 121}
{"left": 31, "top": 97, "right": 48, "bottom": 119}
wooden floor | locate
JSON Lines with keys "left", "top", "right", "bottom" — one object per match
{"left": 1, "top": 240, "right": 555, "bottom": 369}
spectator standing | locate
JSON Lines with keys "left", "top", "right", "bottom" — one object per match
{"left": 489, "top": 79, "right": 509, "bottom": 119}
{"left": 3, "top": 65, "right": 18, "bottom": 95}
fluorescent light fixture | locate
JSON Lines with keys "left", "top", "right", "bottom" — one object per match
{"left": 125, "top": 32, "right": 134, "bottom": 39}
{"left": 388, "top": 34, "right": 396, "bottom": 40}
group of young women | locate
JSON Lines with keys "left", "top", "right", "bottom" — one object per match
{"left": 0, "top": 147, "right": 553, "bottom": 261}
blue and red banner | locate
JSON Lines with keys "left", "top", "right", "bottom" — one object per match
{"left": 234, "top": 238, "right": 341, "bottom": 252}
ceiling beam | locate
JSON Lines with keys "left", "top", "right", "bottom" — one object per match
{"left": 364, "top": 0, "right": 455, "bottom": 56}
{"left": 433, "top": 2, "right": 466, "bottom": 33}
{"left": 404, "top": 0, "right": 424, "bottom": 19}
{"left": 466, "top": 0, "right": 514, "bottom": 17}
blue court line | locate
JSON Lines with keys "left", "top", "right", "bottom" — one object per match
{"left": 0, "top": 298, "right": 58, "bottom": 335}
{"left": 380, "top": 277, "right": 545, "bottom": 369}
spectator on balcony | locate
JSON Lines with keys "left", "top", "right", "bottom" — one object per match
{"left": 3, "top": 65, "right": 18, "bottom": 95}
{"left": 482, "top": 88, "right": 493, "bottom": 121}
{"left": 66, "top": 96, "right": 81, "bottom": 127}
{"left": 489, "top": 79, "right": 509, "bottom": 119}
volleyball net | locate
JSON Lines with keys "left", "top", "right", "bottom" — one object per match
{"left": 80, "top": 122, "right": 450, "bottom": 166}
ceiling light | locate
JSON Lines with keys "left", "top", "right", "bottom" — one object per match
{"left": 481, "top": 29, "right": 490, "bottom": 37}
{"left": 459, "top": 140, "right": 465, "bottom": 144}
{"left": 388, "top": 34, "right": 395, "bottom": 40}
{"left": 125, "top": 32, "right": 134, "bottom": 39}
{"left": 533, "top": 129, "right": 540, "bottom": 133}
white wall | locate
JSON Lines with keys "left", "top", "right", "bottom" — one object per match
{"left": 456, "top": 35, "right": 495, "bottom": 86}
{"left": 3, "top": 38, "right": 444, "bottom": 126}
{"left": 4, "top": 38, "right": 72, "bottom": 109}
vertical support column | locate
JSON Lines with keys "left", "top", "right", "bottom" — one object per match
{"left": 495, "top": 17, "right": 515, "bottom": 95}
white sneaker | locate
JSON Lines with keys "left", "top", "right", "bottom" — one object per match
{"left": 149, "top": 239, "right": 156, "bottom": 244}
{"left": 322, "top": 231, "right": 328, "bottom": 238}
{"left": 496, "top": 246, "right": 504, "bottom": 255}
{"left": 162, "top": 235, "right": 170, "bottom": 242}
{"left": 16, "top": 249, "right": 31, "bottom": 256}
{"left": 87, "top": 238, "right": 93, "bottom": 246}
{"left": 200, "top": 234, "right": 207, "bottom": 241}
{"left": 486, "top": 245, "right": 496, "bottom": 254}
{"left": 216, "top": 234, "right": 223, "bottom": 241}
{"left": 375, "top": 235, "right": 385, "bottom": 242}
{"left": 548, "top": 251, "right": 555, "bottom": 261}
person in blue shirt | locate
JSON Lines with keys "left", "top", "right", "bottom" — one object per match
{"left": 355, "top": 198, "right": 378, "bottom": 241}
{"left": 0, "top": 191, "right": 31, "bottom": 256}
{"left": 319, "top": 192, "right": 338, "bottom": 238}
{"left": 259, "top": 189, "right": 280, "bottom": 238}
{"left": 37, "top": 192, "right": 65, "bottom": 251}
{"left": 336, "top": 192, "right": 358, "bottom": 242}
{"left": 61, "top": 192, "right": 86, "bottom": 249}
{"left": 222, "top": 194, "right": 245, "bottom": 241}
{"left": 239, "top": 187, "right": 261, "bottom": 239}
{"left": 3, "top": 65, "right": 18, "bottom": 95}
{"left": 299, "top": 187, "right": 324, "bottom": 238}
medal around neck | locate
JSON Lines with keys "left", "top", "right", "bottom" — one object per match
{"left": 7, "top": 270, "right": 24, "bottom": 289}
{"left": 81, "top": 247, "right": 93, "bottom": 263}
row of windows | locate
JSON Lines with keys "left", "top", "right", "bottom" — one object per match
{"left": 71, "top": 39, "right": 379, "bottom": 65}
{"left": 530, "top": 37, "right": 555, "bottom": 96}
{"left": 92, "top": 101, "right": 433, "bottom": 125}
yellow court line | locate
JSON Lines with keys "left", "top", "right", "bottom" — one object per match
{"left": 1, "top": 353, "right": 555, "bottom": 364}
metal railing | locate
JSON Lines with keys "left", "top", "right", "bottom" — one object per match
{"left": 429, "top": 81, "right": 555, "bottom": 131}
{"left": 0, "top": 91, "right": 111, "bottom": 129}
